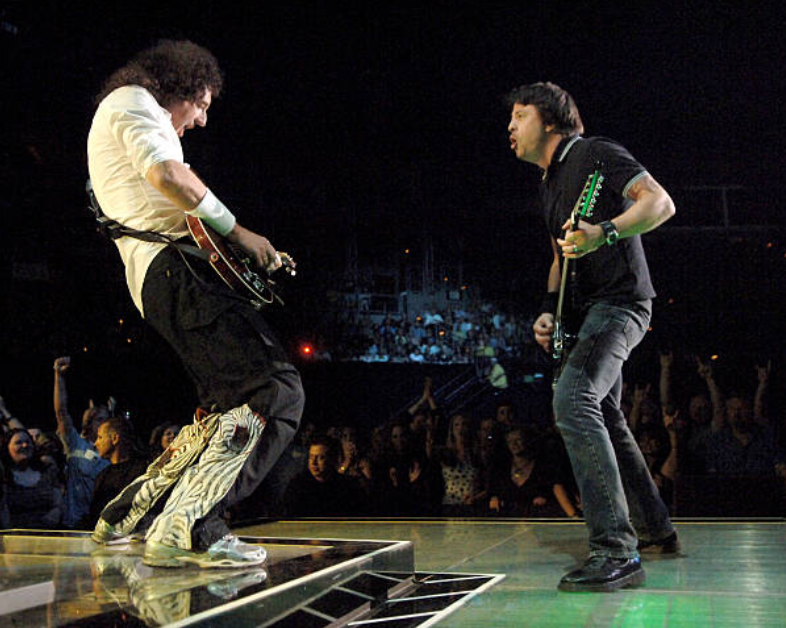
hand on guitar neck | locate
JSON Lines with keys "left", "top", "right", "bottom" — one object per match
{"left": 557, "top": 218, "right": 605, "bottom": 260}
{"left": 226, "top": 223, "right": 284, "bottom": 275}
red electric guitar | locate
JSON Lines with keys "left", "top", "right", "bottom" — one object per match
{"left": 186, "top": 215, "right": 296, "bottom": 310}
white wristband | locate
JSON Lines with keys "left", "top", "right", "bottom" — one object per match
{"left": 187, "top": 189, "right": 237, "bottom": 236}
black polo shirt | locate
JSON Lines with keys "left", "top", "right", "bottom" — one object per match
{"left": 540, "top": 135, "right": 656, "bottom": 311}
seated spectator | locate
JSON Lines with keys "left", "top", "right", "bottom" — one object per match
{"left": 1, "top": 428, "right": 64, "bottom": 528}
{"left": 388, "top": 440, "right": 442, "bottom": 516}
{"left": 338, "top": 426, "right": 370, "bottom": 486}
{"left": 488, "top": 427, "right": 575, "bottom": 518}
{"left": 475, "top": 417, "right": 507, "bottom": 512}
{"left": 82, "top": 416, "right": 148, "bottom": 527}
{"left": 246, "top": 420, "right": 315, "bottom": 519}
{"left": 147, "top": 421, "right": 181, "bottom": 462}
{"left": 487, "top": 358, "right": 508, "bottom": 389}
{"left": 53, "top": 356, "right": 111, "bottom": 529}
{"left": 494, "top": 400, "right": 517, "bottom": 430}
{"left": 284, "top": 435, "right": 365, "bottom": 516}
{"left": 637, "top": 417, "right": 677, "bottom": 509}
{"left": 422, "top": 306, "right": 444, "bottom": 328}
{"left": 33, "top": 431, "right": 66, "bottom": 476}
{"left": 408, "top": 346, "right": 426, "bottom": 363}
{"left": 706, "top": 395, "right": 783, "bottom": 477}
{"left": 436, "top": 413, "right": 482, "bottom": 516}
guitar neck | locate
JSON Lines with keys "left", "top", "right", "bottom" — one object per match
{"left": 554, "top": 246, "right": 573, "bottom": 323}
{"left": 553, "top": 166, "right": 603, "bottom": 325}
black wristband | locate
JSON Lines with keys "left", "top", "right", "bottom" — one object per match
{"left": 599, "top": 220, "right": 620, "bottom": 246}
{"left": 539, "top": 292, "right": 559, "bottom": 315}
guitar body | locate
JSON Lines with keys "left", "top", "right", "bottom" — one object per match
{"left": 551, "top": 166, "right": 603, "bottom": 390}
{"left": 551, "top": 320, "right": 577, "bottom": 390}
{"left": 185, "top": 215, "right": 294, "bottom": 309}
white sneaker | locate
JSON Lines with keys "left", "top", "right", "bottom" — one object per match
{"left": 201, "top": 535, "right": 267, "bottom": 568}
{"left": 92, "top": 519, "right": 133, "bottom": 545}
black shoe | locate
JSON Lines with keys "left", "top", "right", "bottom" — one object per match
{"left": 558, "top": 556, "right": 645, "bottom": 592}
{"left": 638, "top": 532, "right": 681, "bottom": 555}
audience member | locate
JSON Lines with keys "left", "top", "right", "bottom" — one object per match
{"left": 1, "top": 428, "right": 64, "bottom": 528}
{"left": 487, "top": 427, "right": 574, "bottom": 518}
{"left": 337, "top": 427, "right": 366, "bottom": 479}
{"left": 658, "top": 352, "right": 724, "bottom": 474}
{"left": 387, "top": 439, "right": 442, "bottom": 516}
{"left": 147, "top": 421, "right": 181, "bottom": 462}
{"left": 53, "top": 356, "right": 111, "bottom": 529}
{"left": 706, "top": 395, "right": 783, "bottom": 477}
{"left": 285, "top": 434, "right": 365, "bottom": 516}
{"left": 494, "top": 400, "right": 517, "bottom": 430}
{"left": 83, "top": 416, "right": 148, "bottom": 527}
{"left": 436, "top": 413, "right": 482, "bottom": 516}
{"left": 637, "top": 417, "right": 677, "bottom": 510}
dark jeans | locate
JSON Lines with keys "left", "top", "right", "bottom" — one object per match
{"left": 553, "top": 301, "right": 673, "bottom": 559}
{"left": 141, "top": 247, "right": 305, "bottom": 547}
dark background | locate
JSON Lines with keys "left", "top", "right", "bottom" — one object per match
{"left": 1, "top": 2, "right": 784, "bottom": 432}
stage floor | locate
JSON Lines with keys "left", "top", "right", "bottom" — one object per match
{"left": 241, "top": 518, "right": 786, "bottom": 628}
{"left": 2, "top": 518, "right": 785, "bottom": 627}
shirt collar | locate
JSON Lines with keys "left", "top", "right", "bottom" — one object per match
{"left": 542, "top": 135, "right": 582, "bottom": 180}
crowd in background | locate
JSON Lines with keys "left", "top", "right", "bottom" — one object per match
{"left": 307, "top": 300, "right": 533, "bottom": 364}
{"left": 1, "top": 349, "right": 784, "bottom": 532}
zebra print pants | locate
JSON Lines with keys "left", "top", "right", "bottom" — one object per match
{"left": 97, "top": 405, "right": 265, "bottom": 550}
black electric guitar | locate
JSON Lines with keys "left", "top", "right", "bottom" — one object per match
{"left": 186, "top": 215, "right": 296, "bottom": 310}
{"left": 551, "top": 166, "right": 604, "bottom": 389}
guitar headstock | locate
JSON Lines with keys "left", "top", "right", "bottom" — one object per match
{"left": 579, "top": 168, "right": 603, "bottom": 219}
{"left": 570, "top": 165, "right": 604, "bottom": 229}
{"left": 278, "top": 252, "right": 297, "bottom": 277}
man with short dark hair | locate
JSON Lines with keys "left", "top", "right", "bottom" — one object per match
{"left": 86, "top": 417, "right": 148, "bottom": 528}
{"left": 87, "top": 39, "right": 304, "bottom": 568}
{"left": 507, "top": 81, "right": 678, "bottom": 591}
{"left": 285, "top": 435, "right": 364, "bottom": 516}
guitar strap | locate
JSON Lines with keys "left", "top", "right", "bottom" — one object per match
{"left": 86, "top": 179, "right": 212, "bottom": 262}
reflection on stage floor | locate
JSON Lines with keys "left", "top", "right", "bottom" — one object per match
{"left": 0, "top": 527, "right": 502, "bottom": 627}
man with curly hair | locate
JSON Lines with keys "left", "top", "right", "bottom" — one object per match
{"left": 87, "top": 40, "right": 304, "bottom": 569}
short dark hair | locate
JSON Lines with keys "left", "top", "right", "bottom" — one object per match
{"left": 309, "top": 434, "right": 340, "bottom": 465}
{"left": 97, "top": 417, "right": 135, "bottom": 444}
{"left": 505, "top": 82, "right": 584, "bottom": 136}
{"left": 96, "top": 39, "right": 223, "bottom": 107}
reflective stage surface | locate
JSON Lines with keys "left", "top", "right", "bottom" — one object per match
{"left": 245, "top": 518, "right": 786, "bottom": 628}
{"left": 0, "top": 527, "right": 501, "bottom": 627}
{"left": 5, "top": 518, "right": 784, "bottom": 627}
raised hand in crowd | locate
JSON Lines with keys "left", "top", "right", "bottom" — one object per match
{"left": 658, "top": 350, "right": 675, "bottom": 411}
{"left": 659, "top": 406, "right": 680, "bottom": 482}
{"left": 628, "top": 382, "right": 654, "bottom": 434}
{"left": 694, "top": 356, "right": 726, "bottom": 431}
{"left": 754, "top": 360, "right": 771, "bottom": 426}
{"left": 0, "top": 395, "right": 25, "bottom": 434}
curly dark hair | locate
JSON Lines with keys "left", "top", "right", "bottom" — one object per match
{"left": 96, "top": 39, "right": 223, "bottom": 107}
{"left": 505, "top": 81, "right": 584, "bottom": 136}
